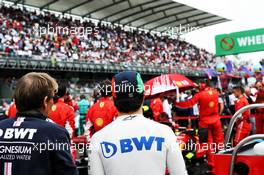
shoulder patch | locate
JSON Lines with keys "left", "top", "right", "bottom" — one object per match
{"left": 51, "top": 105, "right": 57, "bottom": 111}
{"left": 100, "top": 102, "right": 105, "bottom": 108}
{"left": 95, "top": 118, "right": 104, "bottom": 127}
{"left": 208, "top": 101, "right": 215, "bottom": 108}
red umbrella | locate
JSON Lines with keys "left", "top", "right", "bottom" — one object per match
{"left": 144, "top": 74, "right": 195, "bottom": 98}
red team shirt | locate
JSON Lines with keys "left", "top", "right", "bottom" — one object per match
{"left": 234, "top": 96, "right": 251, "bottom": 145}
{"left": 235, "top": 96, "right": 250, "bottom": 120}
{"left": 7, "top": 102, "right": 17, "bottom": 118}
{"left": 175, "top": 88, "right": 219, "bottom": 122}
{"left": 86, "top": 97, "right": 118, "bottom": 133}
{"left": 150, "top": 98, "right": 164, "bottom": 122}
{"left": 48, "top": 98, "right": 75, "bottom": 132}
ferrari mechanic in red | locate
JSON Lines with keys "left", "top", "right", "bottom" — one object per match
{"left": 48, "top": 84, "right": 75, "bottom": 135}
{"left": 233, "top": 86, "right": 251, "bottom": 146}
{"left": 175, "top": 81, "right": 224, "bottom": 171}
{"left": 85, "top": 80, "right": 118, "bottom": 137}
{"left": 150, "top": 97, "right": 164, "bottom": 122}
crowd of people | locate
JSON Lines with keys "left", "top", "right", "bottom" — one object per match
{"left": 1, "top": 78, "right": 263, "bottom": 135}
{"left": 1, "top": 76, "right": 97, "bottom": 98}
{"left": 1, "top": 71, "right": 264, "bottom": 175}
{"left": 0, "top": 4, "right": 216, "bottom": 69}
{"left": 1, "top": 3, "right": 264, "bottom": 175}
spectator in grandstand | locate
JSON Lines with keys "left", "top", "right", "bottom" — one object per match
{"left": 89, "top": 71, "right": 188, "bottom": 175}
{"left": 48, "top": 84, "right": 76, "bottom": 137}
{"left": 233, "top": 86, "right": 251, "bottom": 146}
{"left": 175, "top": 81, "right": 224, "bottom": 171}
{"left": 85, "top": 80, "right": 118, "bottom": 139}
{"left": 0, "top": 5, "right": 217, "bottom": 71}
{"left": 77, "top": 94, "right": 90, "bottom": 135}
{"left": 0, "top": 72, "right": 78, "bottom": 175}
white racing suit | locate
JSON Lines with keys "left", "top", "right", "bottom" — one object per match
{"left": 89, "top": 114, "right": 188, "bottom": 175}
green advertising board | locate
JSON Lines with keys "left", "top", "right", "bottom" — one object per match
{"left": 215, "top": 28, "right": 264, "bottom": 56}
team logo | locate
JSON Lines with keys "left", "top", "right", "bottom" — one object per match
{"left": 95, "top": 118, "right": 104, "bottom": 127}
{"left": 51, "top": 105, "right": 57, "bottom": 111}
{"left": 100, "top": 136, "right": 165, "bottom": 159}
{"left": 0, "top": 128, "right": 37, "bottom": 140}
{"left": 100, "top": 142, "right": 117, "bottom": 158}
{"left": 209, "top": 101, "right": 215, "bottom": 108}
{"left": 99, "top": 102, "right": 105, "bottom": 108}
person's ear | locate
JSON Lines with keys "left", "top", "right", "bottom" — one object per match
{"left": 43, "top": 96, "right": 49, "bottom": 110}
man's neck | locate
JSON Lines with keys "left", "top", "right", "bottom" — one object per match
{"left": 118, "top": 108, "right": 143, "bottom": 117}
{"left": 58, "top": 97, "right": 64, "bottom": 102}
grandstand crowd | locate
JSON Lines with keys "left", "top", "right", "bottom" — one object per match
{"left": 0, "top": 4, "right": 216, "bottom": 69}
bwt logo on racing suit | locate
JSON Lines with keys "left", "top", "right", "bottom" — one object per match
{"left": 100, "top": 136, "right": 165, "bottom": 158}
{"left": 0, "top": 128, "right": 37, "bottom": 140}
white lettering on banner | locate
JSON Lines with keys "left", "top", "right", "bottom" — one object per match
{"left": 248, "top": 36, "right": 255, "bottom": 46}
{"left": 237, "top": 35, "right": 264, "bottom": 47}
{"left": 0, "top": 128, "right": 37, "bottom": 140}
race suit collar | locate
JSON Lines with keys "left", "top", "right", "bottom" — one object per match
{"left": 57, "top": 98, "right": 64, "bottom": 103}
{"left": 16, "top": 110, "right": 47, "bottom": 120}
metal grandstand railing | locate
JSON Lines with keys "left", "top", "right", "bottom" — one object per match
{"left": 0, "top": 55, "right": 206, "bottom": 76}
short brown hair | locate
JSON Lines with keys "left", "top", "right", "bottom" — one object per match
{"left": 14, "top": 72, "right": 58, "bottom": 112}
{"left": 233, "top": 86, "right": 245, "bottom": 94}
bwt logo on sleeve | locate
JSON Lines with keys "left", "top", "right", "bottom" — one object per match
{"left": 100, "top": 136, "right": 165, "bottom": 159}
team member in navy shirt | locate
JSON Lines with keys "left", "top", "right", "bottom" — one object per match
{"left": 0, "top": 72, "right": 78, "bottom": 175}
